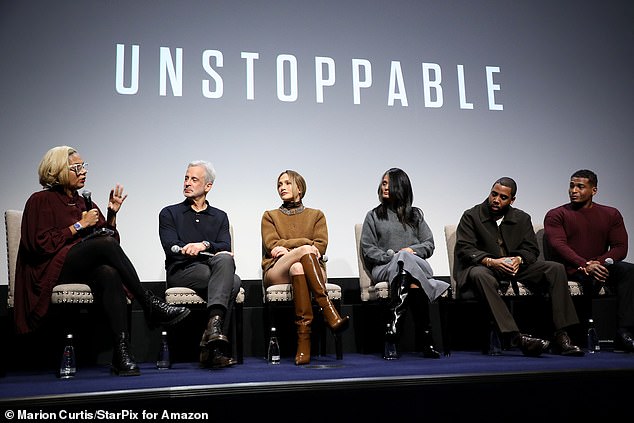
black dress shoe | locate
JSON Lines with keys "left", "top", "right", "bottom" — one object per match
{"left": 551, "top": 331, "right": 584, "bottom": 356}
{"left": 516, "top": 334, "right": 550, "bottom": 357}
{"left": 615, "top": 329, "right": 634, "bottom": 352}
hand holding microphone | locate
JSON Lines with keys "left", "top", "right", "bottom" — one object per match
{"left": 79, "top": 189, "right": 98, "bottom": 231}
{"left": 171, "top": 245, "right": 215, "bottom": 257}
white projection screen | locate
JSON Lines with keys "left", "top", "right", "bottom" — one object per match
{"left": 1, "top": 0, "right": 633, "bottom": 284}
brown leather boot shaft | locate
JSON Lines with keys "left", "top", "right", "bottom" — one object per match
{"left": 292, "top": 274, "right": 313, "bottom": 365}
{"left": 300, "top": 253, "right": 349, "bottom": 333}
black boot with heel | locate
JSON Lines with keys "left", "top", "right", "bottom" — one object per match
{"left": 384, "top": 263, "right": 409, "bottom": 360}
{"left": 409, "top": 287, "right": 441, "bottom": 359}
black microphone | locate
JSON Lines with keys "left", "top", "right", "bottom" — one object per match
{"left": 80, "top": 189, "right": 95, "bottom": 235}
{"left": 81, "top": 189, "right": 92, "bottom": 210}
{"left": 171, "top": 245, "right": 214, "bottom": 257}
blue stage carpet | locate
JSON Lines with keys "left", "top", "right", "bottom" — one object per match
{"left": 2, "top": 350, "right": 634, "bottom": 402}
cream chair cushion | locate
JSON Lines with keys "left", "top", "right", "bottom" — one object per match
{"left": 444, "top": 223, "right": 587, "bottom": 299}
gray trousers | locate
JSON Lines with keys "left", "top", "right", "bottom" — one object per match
{"left": 167, "top": 254, "right": 241, "bottom": 329}
{"left": 371, "top": 251, "right": 450, "bottom": 302}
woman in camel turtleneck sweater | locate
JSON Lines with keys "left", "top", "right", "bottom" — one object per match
{"left": 261, "top": 170, "right": 349, "bottom": 365}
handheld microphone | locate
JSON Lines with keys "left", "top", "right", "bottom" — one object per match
{"left": 81, "top": 189, "right": 93, "bottom": 210}
{"left": 321, "top": 255, "right": 329, "bottom": 263}
{"left": 605, "top": 258, "right": 614, "bottom": 266}
{"left": 80, "top": 189, "right": 95, "bottom": 235}
{"left": 171, "top": 245, "right": 214, "bottom": 257}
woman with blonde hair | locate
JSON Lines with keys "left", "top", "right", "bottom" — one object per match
{"left": 261, "top": 170, "right": 349, "bottom": 365}
{"left": 15, "top": 146, "right": 190, "bottom": 376}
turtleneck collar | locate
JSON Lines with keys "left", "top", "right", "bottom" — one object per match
{"left": 279, "top": 200, "right": 304, "bottom": 215}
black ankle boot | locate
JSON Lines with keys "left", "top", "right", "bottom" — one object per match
{"left": 143, "top": 290, "right": 190, "bottom": 326}
{"left": 111, "top": 332, "right": 140, "bottom": 376}
{"left": 408, "top": 287, "right": 441, "bottom": 358}
{"left": 421, "top": 329, "right": 441, "bottom": 359}
{"left": 200, "top": 315, "right": 229, "bottom": 349}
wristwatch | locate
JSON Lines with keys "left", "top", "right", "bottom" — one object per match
{"left": 202, "top": 240, "right": 211, "bottom": 250}
{"left": 73, "top": 222, "right": 82, "bottom": 231}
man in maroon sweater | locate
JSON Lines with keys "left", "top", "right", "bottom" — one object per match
{"left": 544, "top": 169, "right": 634, "bottom": 352}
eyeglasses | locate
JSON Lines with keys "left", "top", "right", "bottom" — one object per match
{"left": 68, "top": 162, "right": 88, "bottom": 175}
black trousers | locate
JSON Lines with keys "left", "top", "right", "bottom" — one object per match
{"left": 468, "top": 260, "right": 580, "bottom": 334}
{"left": 59, "top": 236, "right": 143, "bottom": 337}
{"left": 573, "top": 261, "right": 634, "bottom": 329}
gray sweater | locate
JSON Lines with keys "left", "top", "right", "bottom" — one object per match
{"left": 360, "top": 208, "right": 435, "bottom": 270}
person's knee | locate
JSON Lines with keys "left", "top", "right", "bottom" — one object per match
{"left": 95, "top": 235, "right": 121, "bottom": 253}
{"left": 469, "top": 266, "right": 496, "bottom": 287}
{"left": 289, "top": 262, "right": 304, "bottom": 276}
{"left": 296, "top": 245, "right": 317, "bottom": 258}
{"left": 545, "top": 261, "right": 568, "bottom": 284}
{"left": 214, "top": 253, "right": 236, "bottom": 270}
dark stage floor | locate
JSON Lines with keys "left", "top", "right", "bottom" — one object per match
{"left": 2, "top": 350, "right": 633, "bottom": 421}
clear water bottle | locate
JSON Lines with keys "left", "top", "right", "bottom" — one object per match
{"left": 487, "top": 326, "right": 502, "bottom": 356}
{"left": 587, "top": 318, "right": 600, "bottom": 353}
{"left": 156, "top": 331, "right": 171, "bottom": 369}
{"left": 267, "top": 327, "right": 281, "bottom": 365}
{"left": 58, "top": 333, "right": 76, "bottom": 379}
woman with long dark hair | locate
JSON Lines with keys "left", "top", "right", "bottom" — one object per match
{"left": 360, "top": 168, "right": 449, "bottom": 360}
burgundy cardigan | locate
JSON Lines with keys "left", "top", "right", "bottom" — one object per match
{"left": 14, "top": 187, "right": 117, "bottom": 334}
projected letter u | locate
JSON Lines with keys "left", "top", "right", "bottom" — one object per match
{"left": 115, "top": 44, "right": 139, "bottom": 95}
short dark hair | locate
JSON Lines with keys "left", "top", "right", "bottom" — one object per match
{"left": 493, "top": 177, "right": 517, "bottom": 197}
{"left": 571, "top": 169, "right": 598, "bottom": 187}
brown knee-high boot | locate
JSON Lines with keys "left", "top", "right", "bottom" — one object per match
{"left": 300, "top": 253, "right": 350, "bottom": 333}
{"left": 291, "top": 274, "right": 313, "bottom": 365}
